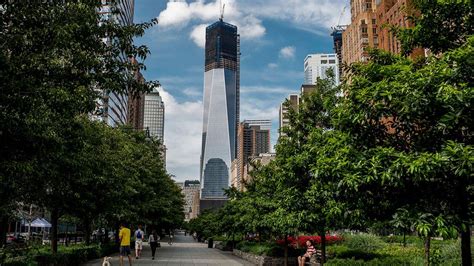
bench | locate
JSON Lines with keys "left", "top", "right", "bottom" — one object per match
{"left": 305, "top": 250, "right": 322, "bottom": 265}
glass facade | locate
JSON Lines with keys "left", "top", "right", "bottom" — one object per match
{"left": 200, "top": 20, "right": 239, "bottom": 199}
{"left": 94, "top": 0, "right": 135, "bottom": 127}
{"left": 143, "top": 88, "right": 164, "bottom": 142}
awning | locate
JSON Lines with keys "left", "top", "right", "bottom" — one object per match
{"left": 23, "top": 218, "right": 52, "bottom": 228}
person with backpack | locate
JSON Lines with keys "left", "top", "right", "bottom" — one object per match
{"left": 134, "top": 225, "right": 145, "bottom": 259}
{"left": 148, "top": 230, "right": 160, "bottom": 260}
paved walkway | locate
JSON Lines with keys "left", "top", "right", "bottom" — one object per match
{"left": 83, "top": 231, "right": 253, "bottom": 265}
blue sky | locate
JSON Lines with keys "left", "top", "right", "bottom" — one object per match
{"left": 134, "top": 0, "right": 349, "bottom": 182}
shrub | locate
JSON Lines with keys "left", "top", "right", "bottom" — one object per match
{"left": 1, "top": 243, "right": 117, "bottom": 266}
{"left": 276, "top": 235, "right": 343, "bottom": 247}
{"left": 344, "top": 234, "right": 386, "bottom": 252}
{"left": 326, "top": 257, "right": 413, "bottom": 265}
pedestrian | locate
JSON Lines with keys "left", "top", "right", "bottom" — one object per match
{"left": 118, "top": 223, "right": 132, "bottom": 266}
{"left": 298, "top": 239, "right": 316, "bottom": 266}
{"left": 148, "top": 230, "right": 160, "bottom": 260}
{"left": 168, "top": 230, "right": 173, "bottom": 245}
{"left": 134, "top": 225, "right": 145, "bottom": 259}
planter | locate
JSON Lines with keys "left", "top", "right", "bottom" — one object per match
{"left": 233, "top": 249, "right": 299, "bottom": 266}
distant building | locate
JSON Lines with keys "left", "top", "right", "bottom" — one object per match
{"left": 342, "top": 0, "right": 378, "bottom": 69}
{"left": 304, "top": 54, "right": 340, "bottom": 86}
{"left": 241, "top": 153, "right": 276, "bottom": 191}
{"left": 331, "top": 26, "right": 346, "bottom": 79}
{"left": 200, "top": 19, "right": 240, "bottom": 199}
{"left": 300, "top": 84, "right": 318, "bottom": 97}
{"left": 341, "top": 0, "right": 423, "bottom": 75}
{"left": 143, "top": 87, "right": 165, "bottom": 142}
{"left": 127, "top": 58, "right": 145, "bottom": 130}
{"left": 93, "top": 0, "right": 135, "bottom": 127}
{"left": 200, "top": 198, "right": 228, "bottom": 212}
{"left": 279, "top": 94, "right": 300, "bottom": 137}
{"left": 231, "top": 120, "right": 271, "bottom": 191}
{"left": 182, "top": 180, "right": 200, "bottom": 221}
{"left": 375, "top": 0, "right": 424, "bottom": 57}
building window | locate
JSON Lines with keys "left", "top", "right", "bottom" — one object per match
{"left": 321, "top": 60, "right": 327, "bottom": 64}
{"left": 329, "top": 60, "right": 336, "bottom": 64}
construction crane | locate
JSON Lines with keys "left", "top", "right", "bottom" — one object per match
{"left": 336, "top": 4, "right": 348, "bottom": 28}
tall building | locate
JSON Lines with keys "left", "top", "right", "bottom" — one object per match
{"left": 143, "top": 87, "right": 165, "bottom": 142}
{"left": 331, "top": 26, "right": 347, "bottom": 79}
{"left": 375, "top": 0, "right": 424, "bottom": 57}
{"left": 95, "top": 0, "right": 135, "bottom": 127}
{"left": 182, "top": 180, "right": 200, "bottom": 221}
{"left": 127, "top": 58, "right": 145, "bottom": 130}
{"left": 279, "top": 94, "right": 299, "bottom": 137}
{"left": 231, "top": 120, "right": 271, "bottom": 191}
{"left": 342, "top": 0, "right": 378, "bottom": 69}
{"left": 200, "top": 19, "right": 240, "bottom": 199}
{"left": 304, "top": 54, "right": 340, "bottom": 85}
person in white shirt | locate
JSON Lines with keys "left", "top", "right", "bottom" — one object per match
{"left": 134, "top": 225, "right": 145, "bottom": 259}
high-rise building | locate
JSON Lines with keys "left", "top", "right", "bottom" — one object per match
{"left": 279, "top": 94, "right": 299, "bottom": 137}
{"left": 127, "top": 58, "right": 145, "bottom": 130}
{"left": 143, "top": 87, "right": 165, "bottom": 142}
{"left": 231, "top": 120, "right": 271, "bottom": 191}
{"left": 331, "top": 26, "right": 346, "bottom": 79}
{"left": 375, "top": 0, "right": 424, "bottom": 57}
{"left": 342, "top": 0, "right": 378, "bottom": 69}
{"left": 304, "top": 54, "right": 340, "bottom": 85}
{"left": 182, "top": 180, "right": 200, "bottom": 221}
{"left": 200, "top": 19, "right": 240, "bottom": 199}
{"left": 95, "top": 0, "right": 135, "bottom": 127}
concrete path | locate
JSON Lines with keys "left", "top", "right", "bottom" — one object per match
{"left": 83, "top": 231, "right": 254, "bottom": 265}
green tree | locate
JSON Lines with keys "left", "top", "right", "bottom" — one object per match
{"left": 336, "top": 39, "right": 473, "bottom": 264}
{"left": 0, "top": 0, "right": 156, "bottom": 251}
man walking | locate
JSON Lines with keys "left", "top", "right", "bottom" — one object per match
{"left": 134, "top": 225, "right": 145, "bottom": 259}
{"left": 119, "top": 223, "right": 132, "bottom": 266}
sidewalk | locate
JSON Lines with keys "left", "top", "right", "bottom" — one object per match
{"left": 82, "top": 231, "right": 253, "bottom": 265}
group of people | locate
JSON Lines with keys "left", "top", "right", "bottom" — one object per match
{"left": 118, "top": 223, "right": 162, "bottom": 266}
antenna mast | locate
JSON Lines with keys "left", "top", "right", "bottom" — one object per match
{"left": 220, "top": 2, "right": 225, "bottom": 21}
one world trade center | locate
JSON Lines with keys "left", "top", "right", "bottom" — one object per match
{"left": 200, "top": 18, "right": 240, "bottom": 199}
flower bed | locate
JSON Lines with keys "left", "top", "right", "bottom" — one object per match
{"left": 276, "top": 235, "right": 343, "bottom": 247}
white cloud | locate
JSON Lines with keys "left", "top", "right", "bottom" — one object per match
{"left": 190, "top": 24, "right": 208, "bottom": 48}
{"left": 157, "top": 86, "right": 203, "bottom": 181}
{"left": 239, "top": 0, "right": 350, "bottom": 30}
{"left": 279, "top": 46, "right": 296, "bottom": 59}
{"left": 157, "top": 0, "right": 266, "bottom": 48}
{"left": 267, "top": 63, "right": 278, "bottom": 69}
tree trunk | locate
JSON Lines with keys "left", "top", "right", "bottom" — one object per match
{"left": 65, "top": 223, "right": 69, "bottom": 247}
{"left": 460, "top": 226, "right": 472, "bottom": 266}
{"left": 84, "top": 218, "right": 91, "bottom": 245}
{"left": 51, "top": 209, "right": 59, "bottom": 254}
{"left": 284, "top": 235, "right": 288, "bottom": 266}
{"left": 403, "top": 232, "right": 406, "bottom": 247}
{"left": 424, "top": 236, "right": 430, "bottom": 266}
{"left": 104, "top": 228, "right": 109, "bottom": 244}
{"left": 319, "top": 230, "right": 326, "bottom": 265}
{"left": 0, "top": 215, "right": 8, "bottom": 248}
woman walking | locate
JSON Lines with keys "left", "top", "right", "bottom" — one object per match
{"left": 148, "top": 230, "right": 160, "bottom": 260}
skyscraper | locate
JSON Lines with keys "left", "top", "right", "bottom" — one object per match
{"left": 279, "top": 94, "right": 299, "bottom": 137}
{"left": 342, "top": 0, "right": 378, "bottom": 70}
{"left": 231, "top": 120, "right": 271, "bottom": 191}
{"left": 304, "top": 53, "right": 340, "bottom": 86}
{"left": 200, "top": 19, "right": 240, "bottom": 199}
{"left": 94, "top": 0, "right": 135, "bottom": 127}
{"left": 143, "top": 87, "right": 165, "bottom": 142}
{"left": 331, "top": 26, "right": 346, "bottom": 79}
